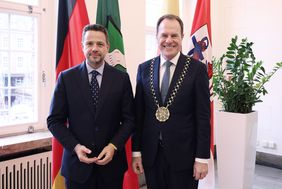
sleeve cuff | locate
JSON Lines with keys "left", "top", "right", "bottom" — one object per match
{"left": 132, "top": 151, "right": 142, "bottom": 157}
{"left": 108, "top": 143, "right": 117, "bottom": 150}
{"left": 195, "top": 158, "right": 209, "bottom": 164}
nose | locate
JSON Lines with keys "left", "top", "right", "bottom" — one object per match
{"left": 90, "top": 44, "right": 99, "bottom": 51}
{"left": 165, "top": 36, "right": 173, "bottom": 43}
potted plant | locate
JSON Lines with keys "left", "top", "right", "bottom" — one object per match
{"left": 213, "top": 36, "right": 282, "bottom": 113}
{"left": 213, "top": 36, "right": 282, "bottom": 189}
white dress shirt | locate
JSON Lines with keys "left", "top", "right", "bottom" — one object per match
{"left": 85, "top": 61, "right": 105, "bottom": 86}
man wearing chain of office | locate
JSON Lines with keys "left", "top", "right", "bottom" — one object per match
{"left": 132, "top": 14, "right": 211, "bottom": 189}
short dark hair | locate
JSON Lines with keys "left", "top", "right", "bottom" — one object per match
{"left": 156, "top": 14, "right": 184, "bottom": 35}
{"left": 81, "top": 24, "right": 109, "bottom": 44}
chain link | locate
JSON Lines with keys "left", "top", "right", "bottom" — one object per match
{"left": 149, "top": 56, "right": 191, "bottom": 108}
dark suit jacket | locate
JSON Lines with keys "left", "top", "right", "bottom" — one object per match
{"left": 47, "top": 61, "right": 135, "bottom": 183}
{"left": 132, "top": 53, "right": 210, "bottom": 171}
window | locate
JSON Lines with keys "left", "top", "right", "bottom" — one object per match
{"left": 0, "top": 12, "right": 38, "bottom": 126}
{"left": 2, "top": 0, "right": 38, "bottom": 6}
{"left": 0, "top": 0, "right": 56, "bottom": 136}
{"left": 145, "top": 0, "right": 163, "bottom": 60}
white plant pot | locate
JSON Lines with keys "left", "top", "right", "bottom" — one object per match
{"left": 216, "top": 111, "right": 258, "bottom": 189}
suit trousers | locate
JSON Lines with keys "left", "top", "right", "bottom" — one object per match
{"left": 144, "top": 143, "right": 199, "bottom": 189}
{"left": 65, "top": 165, "right": 124, "bottom": 189}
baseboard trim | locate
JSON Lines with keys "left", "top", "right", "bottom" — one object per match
{"left": 256, "top": 151, "right": 282, "bottom": 170}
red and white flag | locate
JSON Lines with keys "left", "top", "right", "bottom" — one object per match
{"left": 187, "top": 0, "right": 215, "bottom": 188}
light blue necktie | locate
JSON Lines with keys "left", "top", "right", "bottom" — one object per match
{"left": 90, "top": 70, "right": 100, "bottom": 110}
{"left": 160, "top": 61, "right": 172, "bottom": 103}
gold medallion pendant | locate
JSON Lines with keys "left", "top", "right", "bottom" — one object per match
{"left": 155, "top": 106, "right": 170, "bottom": 122}
{"left": 149, "top": 57, "right": 191, "bottom": 123}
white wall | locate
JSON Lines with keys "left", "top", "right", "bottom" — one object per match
{"left": 211, "top": 0, "right": 282, "bottom": 156}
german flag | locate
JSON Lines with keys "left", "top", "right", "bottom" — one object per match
{"left": 52, "top": 0, "right": 89, "bottom": 188}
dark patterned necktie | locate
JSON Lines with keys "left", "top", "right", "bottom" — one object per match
{"left": 160, "top": 61, "right": 172, "bottom": 103}
{"left": 90, "top": 70, "right": 100, "bottom": 109}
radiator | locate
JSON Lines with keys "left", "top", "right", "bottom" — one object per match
{"left": 0, "top": 151, "right": 52, "bottom": 189}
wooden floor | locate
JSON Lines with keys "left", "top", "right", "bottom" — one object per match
{"left": 139, "top": 163, "right": 282, "bottom": 189}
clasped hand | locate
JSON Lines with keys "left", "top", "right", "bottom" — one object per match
{"left": 74, "top": 144, "right": 115, "bottom": 165}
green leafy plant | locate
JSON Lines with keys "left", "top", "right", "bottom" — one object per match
{"left": 213, "top": 36, "right": 282, "bottom": 113}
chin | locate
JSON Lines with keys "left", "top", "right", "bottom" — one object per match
{"left": 91, "top": 57, "right": 101, "bottom": 63}
{"left": 163, "top": 52, "right": 176, "bottom": 60}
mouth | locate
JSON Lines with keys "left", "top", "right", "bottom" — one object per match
{"left": 89, "top": 52, "right": 100, "bottom": 57}
{"left": 162, "top": 44, "right": 176, "bottom": 49}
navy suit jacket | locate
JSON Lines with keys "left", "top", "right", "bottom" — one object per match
{"left": 47, "top": 61, "right": 135, "bottom": 183}
{"left": 132, "top": 53, "right": 210, "bottom": 171}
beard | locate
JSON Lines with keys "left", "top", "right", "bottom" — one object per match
{"left": 87, "top": 52, "right": 105, "bottom": 68}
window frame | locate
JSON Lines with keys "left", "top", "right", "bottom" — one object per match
{"left": 0, "top": 0, "right": 56, "bottom": 137}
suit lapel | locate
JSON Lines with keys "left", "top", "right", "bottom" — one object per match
{"left": 77, "top": 61, "right": 96, "bottom": 117}
{"left": 152, "top": 56, "right": 163, "bottom": 106}
{"left": 95, "top": 63, "right": 112, "bottom": 119}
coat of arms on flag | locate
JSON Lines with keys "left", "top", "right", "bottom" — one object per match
{"left": 188, "top": 24, "right": 213, "bottom": 98}
{"left": 188, "top": 0, "right": 215, "bottom": 189}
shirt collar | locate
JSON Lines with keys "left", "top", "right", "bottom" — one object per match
{"left": 160, "top": 52, "right": 181, "bottom": 67}
{"left": 86, "top": 61, "right": 105, "bottom": 76}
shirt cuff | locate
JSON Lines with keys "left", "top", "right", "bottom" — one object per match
{"left": 108, "top": 143, "right": 117, "bottom": 150}
{"left": 195, "top": 158, "right": 209, "bottom": 164}
{"left": 132, "top": 151, "right": 142, "bottom": 157}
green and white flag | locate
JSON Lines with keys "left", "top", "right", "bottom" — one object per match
{"left": 96, "top": 1, "right": 139, "bottom": 188}
{"left": 96, "top": 0, "right": 126, "bottom": 72}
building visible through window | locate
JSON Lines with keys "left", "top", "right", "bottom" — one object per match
{"left": 0, "top": 0, "right": 55, "bottom": 136}
{"left": 0, "top": 12, "right": 37, "bottom": 125}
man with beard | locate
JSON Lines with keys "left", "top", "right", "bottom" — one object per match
{"left": 47, "top": 24, "right": 135, "bottom": 189}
